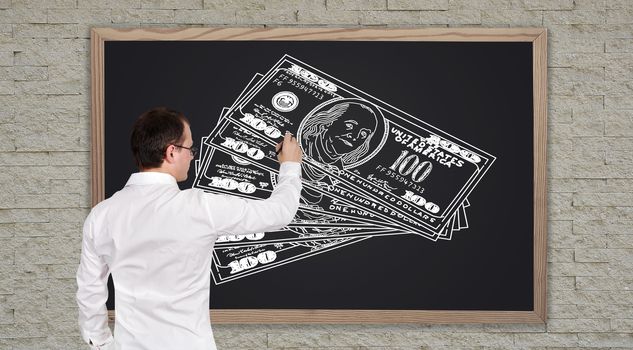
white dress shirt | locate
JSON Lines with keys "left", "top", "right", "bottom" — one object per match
{"left": 76, "top": 162, "right": 301, "bottom": 350}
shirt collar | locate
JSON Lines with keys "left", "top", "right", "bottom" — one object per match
{"left": 125, "top": 172, "right": 178, "bottom": 187}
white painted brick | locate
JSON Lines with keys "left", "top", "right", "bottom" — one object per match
{"left": 47, "top": 264, "right": 78, "bottom": 279}
{"left": 549, "top": 262, "right": 610, "bottom": 277}
{"left": 549, "top": 95, "right": 604, "bottom": 113}
{"left": 142, "top": 0, "right": 203, "bottom": 9}
{"left": 576, "top": 276, "right": 633, "bottom": 290}
{"left": 13, "top": 193, "right": 81, "bottom": 209}
{"left": 606, "top": 38, "right": 633, "bottom": 52}
{"left": 13, "top": 24, "right": 79, "bottom": 38}
{"left": 550, "top": 290, "right": 621, "bottom": 305}
{"left": 550, "top": 37, "right": 605, "bottom": 53}
{"left": 6, "top": 264, "right": 49, "bottom": 282}
{"left": 447, "top": 0, "right": 517, "bottom": 9}
{"left": 0, "top": 80, "right": 14, "bottom": 95}
{"left": 543, "top": 10, "right": 606, "bottom": 25}
{"left": 606, "top": 9, "right": 633, "bottom": 24}
{"left": 47, "top": 38, "right": 90, "bottom": 52}
{"left": 0, "top": 223, "right": 12, "bottom": 238}
{"left": 298, "top": 9, "right": 360, "bottom": 24}
{"left": 549, "top": 248, "right": 574, "bottom": 262}
{"left": 574, "top": 220, "right": 633, "bottom": 235}
{"left": 0, "top": 51, "right": 12, "bottom": 66}
{"left": 423, "top": 9, "right": 481, "bottom": 25}
{"left": 201, "top": 0, "right": 263, "bottom": 10}
{"left": 606, "top": 65, "right": 633, "bottom": 82}
{"left": 569, "top": 81, "right": 633, "bottom": 96}
{"left": 575, "top": 248, "right": 625, "bottom": 263}
{"left": 513, "top": 333, "right": 578, "bottom": 347}
{"left": 47, "top": 9, "right": 113, "bottom": 23}
{"left": 551, "top": 231, "right": 607, "bottom": 250}
{"left": 50, "top": 180, "right": 90, "bottom": 198}
{"left": 480, "top": 9, "right": 542, "bottom": 26}
{"left": 551, "top": 66, "right": 605, "bottom": 82}
{"left": 579, "top": 333, "right": 633, "bottom": 347}
{"left": 111, "top": 8, "right": 175, "bottom": 23}
{"left": 360, "top": 10, "right": 420, "bottom": 25}
{"left": 0, "top": 8, "right": 47, "bottom": 24}
{"left": 0, "top": 209, "right": 49, "bottom": 224}
{"left": 0, "top": 66, "right": 48, "bottom": 81}
{"left": 78, "top": 0, "right": 141, "bottom": 9}
{"left": 13, "top": 49, "right": 82, "bottom": 67}
{"left": 524, "top": 0, "right": 574, "bottom": 10}
{"left": 604, "top": 121, "right": 633, "bottom": 137}
{"left": 549, "top": 52, "right": 609, "bottom": 68}
{"left": 173, "top": 9, "right": 236, "bottom": 24}
{"left": 327, "top": 0, "right": 387, "bottom": 10}
{"left": 549, "top": 276, "right": 576, "bottom": 290}
{"left": 548, "top": 318, "right": 611, "bottom": 333}
{"left": 387, "top": 0, "right": 448, "bottom": 10}
{"left": 482, "top": 323, "right": 546, "bottom": 333}
{"left": 48, "top": 208, "right": 89, "bottom": 223}
{"left": 573, "top": 136, "right": 633, "bottom": 152}
{"left": 48, "top": 152, "right": 90, "bottom": 166}
{"left": 11, "top": 96, "right": 82, "bottom": 124}
{"left": 608, "top": 234, "right": 633, "bottom": 248}
{"left": 11, "top": 0, "right": 76, "bottom": 8}
{"left": 264, "top": 0, "right": 327, "bottom": 10}
{"left": 606, "top": 94, "right": 633, "bottom": 110}
{"left": 611, "top": 318, "right": 633, "bottom": 332}
{"left": 605, "top": 178, "right": 633, "bottom": 191}
{"left": 548, "top": 179, "right": 607, "bottom": 193}
{"left": 214, "top": 331, "right": 268, "bottom": 349}
{"left": 0, "top": 308, "right": 12, "bottom": 326}
{"left": 0, "top": 238, "right": 14, "bottom": 264}
{"left": 577, "top": 303, "right": 633, "bottom": 319}
{"left": 549, "top": 304, "right": 579, "bottom": 319}
{"left": 573, "top": 193, "right": 633, "bottom": 206}
{"left": 573, "top": 0, "right": 608, "bottom": 9}
{"left": 235, "top": 9, "right": 298, "bottom": 25}
{"left": 14, "top": 222, "right": 81, "bottom": 237}
{"left": 13, "top": 237, "right": 81, "bottom": 265}
{"left": 0, "top": 323, "right": 48, "bottom": 339}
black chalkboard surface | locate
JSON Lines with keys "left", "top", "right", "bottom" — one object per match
{"left": 92, "top": 28, "right": 547, "bottom": 323}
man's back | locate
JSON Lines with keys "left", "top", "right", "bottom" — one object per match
{"left": 94, "top": 173, "right": 216, "bottom": 349}
{"left": 77, "top": 108, "right": 303, "bottom": 350}
{"left": 78, "top": 164, "right": 301, "bottom": 350}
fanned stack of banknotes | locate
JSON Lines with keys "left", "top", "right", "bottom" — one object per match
{"left": 193, "top": 55, "right": 496, "bottom": 285}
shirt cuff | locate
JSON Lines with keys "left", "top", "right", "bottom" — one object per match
{"left": 279, "top": 162, "right": 301, "bottom": 177}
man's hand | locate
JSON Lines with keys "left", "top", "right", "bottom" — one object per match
{"left": 276, "top": 131, "right": 303, "bottom": 164}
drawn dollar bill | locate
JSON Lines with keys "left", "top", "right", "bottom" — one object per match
{"left": 206, "top": 55, "right": 495, "bottom": 238}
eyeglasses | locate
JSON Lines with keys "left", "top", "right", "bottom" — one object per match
{"left": 173, "top": 144, "right": 198, "bottom": 157}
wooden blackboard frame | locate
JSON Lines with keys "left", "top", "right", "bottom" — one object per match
{"left": 91, "top": 27, "right": 547, "bottom": 324}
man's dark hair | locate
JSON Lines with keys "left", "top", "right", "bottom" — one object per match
{"left": 130, "top": 107, "right": 190, "bottom": 170}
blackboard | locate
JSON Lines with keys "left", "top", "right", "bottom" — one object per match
{"left": 92, "top": 28, "right": 547, "bottom": 323}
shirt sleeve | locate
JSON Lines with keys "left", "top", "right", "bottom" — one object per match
{"left": 76, "top": 211, "right": 113, "bottom": 346}
{"left": 202, "top": 161, "right": 302, "bottom": 235}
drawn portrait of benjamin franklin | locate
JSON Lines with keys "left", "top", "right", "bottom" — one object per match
{"left": 300, "top": 100, "right": 381, "bottom": 172}
{"left": 277, "top": 99, "right": 386, "bottom": 242}
{"left": 295, "top": 98, "right": 386, "bottom": 208}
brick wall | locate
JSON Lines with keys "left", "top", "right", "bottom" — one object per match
{"left": 1, "top": 0, "right": 632, "bottom": 349}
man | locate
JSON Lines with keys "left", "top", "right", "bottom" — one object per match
{"left": 76, "top": 107, "right": 302, "bottom": 349}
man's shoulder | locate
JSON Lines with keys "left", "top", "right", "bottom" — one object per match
{"left": 88, "top": 188, "right": 127, "bottom": 216}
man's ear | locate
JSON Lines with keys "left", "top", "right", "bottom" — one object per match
{"left": 164, "top": 144, "right": 175, "bottom": 163}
